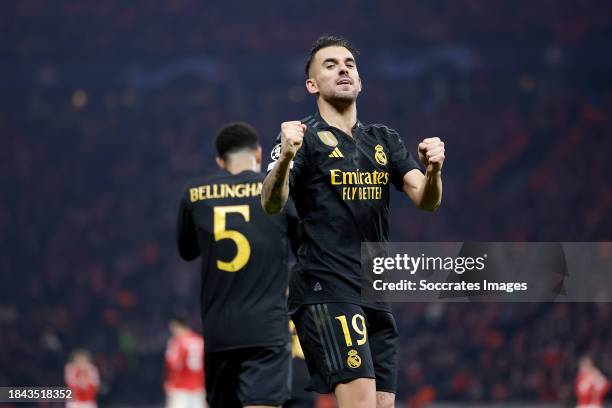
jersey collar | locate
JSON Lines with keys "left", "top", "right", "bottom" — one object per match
{"left": 313, "top": 111, "right": 363, "bottom": 133}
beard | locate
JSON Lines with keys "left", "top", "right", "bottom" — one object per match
{"left": 320, "top": 87, "right": 359, "bottom": 108}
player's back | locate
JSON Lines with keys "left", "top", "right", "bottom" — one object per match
{"left": 65, "top": 361, "right": 99, "bottom": 402}
{"left": 165, "top": 331, "right": 205, "bottom": 391}
{"left": 178, "top": 170, "right": 294, "bottom": 352}
{"left": 576, "top": 368, "right": 610, "bottom": 407}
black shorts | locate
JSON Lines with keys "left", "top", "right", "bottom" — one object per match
{"left": 205, "top": 344, "right": 292, "bottom": 407}
{"left": 291, "top": 303, "right": 399, "bottom": 394}
{"left": 283, "top": 357, "right": 316, "bottom": 408}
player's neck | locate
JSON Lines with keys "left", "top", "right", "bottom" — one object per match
{"left": 224, "top": 155, "right": 260, "bottom": 175}
{"left": 317, "top": 99, "right": 357, "bottom": 137}
{"left": 173, "top": 327, "right": 190, "bottom": 337}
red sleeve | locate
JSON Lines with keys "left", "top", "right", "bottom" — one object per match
{"left": 65, "top": 364, "right": 76, "bottom": 388}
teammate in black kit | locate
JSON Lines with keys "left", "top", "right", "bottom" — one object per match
{"left": 261, "top": 36, "right": 445, "bottom": 408}
{"left": 284, "top": 321, "right": 316, "bottom": 408}
{"left": 177, "top": 122, "right": 298, "bottom": 408}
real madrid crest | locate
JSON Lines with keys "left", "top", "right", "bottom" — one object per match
{"left": 374, "top": 144, "right": 387, "bottom": 165}
{"left": 347, "top": 349, "right": 361, "bottom": 369}
{"left": 317, "top": 131, "right": 338, "bottom": 147}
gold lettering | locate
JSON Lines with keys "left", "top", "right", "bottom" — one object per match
{"left": 330, "top": 169, "right": 342, "bottom": 185}
{"left": 236, "top": 184, "right": 245, "bottom": 197}
{"left": 329, "top": 169, "right": 389, "bottom": 202}
{"left": 190, "top": 188, "right": 199, "bottom": 202}
{"left": 246, "top": 183, "right": 257, "bottom": 197}
{"left": 244, "top": 183, "right": 252, "bottom": 197}
{"left": 370, "top": 187, "right": 377, "bottom": 199}
{"left": 188, "top": 182, "right": 265, "bottom": 201}
{"left": 343, "top": 171, "right": 356, "bottom": 185}
{"left": 329, "top": 170, "right": 389, "bottom": 185}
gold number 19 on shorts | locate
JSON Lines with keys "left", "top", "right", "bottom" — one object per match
{"left": 335, "top": 314, "right": 367, "bottom": 347}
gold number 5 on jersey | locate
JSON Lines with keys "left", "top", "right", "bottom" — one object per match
{"left": 213, "top": 205, "right": 251, "bottom": 272}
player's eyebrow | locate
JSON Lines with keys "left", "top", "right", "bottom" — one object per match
{"left": 322, "top": 57, "right": 356, "bottom": 65}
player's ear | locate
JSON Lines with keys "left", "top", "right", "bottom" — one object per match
{"left": 306, "top": 78, "right": 319, "bottom": 95}
{"left": 215, "top": 157, "right": 225, "bottom": 169}
{"left": 255, "top": 146, "right": 262, "bottom": 165}
{"left": 357, "top": 76, "right": 363, "bottom": 93}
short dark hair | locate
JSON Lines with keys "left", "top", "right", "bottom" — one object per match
{"left": 305, "top": 35, "right": 359, "bottom": 77}
{"left": 215, "top": 122, "right": 260, "bottom": 159}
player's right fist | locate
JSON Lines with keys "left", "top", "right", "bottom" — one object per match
{"left": 280, "top": 121, "right": 306, "bottom": 160}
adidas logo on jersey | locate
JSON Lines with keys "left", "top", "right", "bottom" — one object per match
{"left": 328, "top": 147, "right": 344, "bottom": 158}
{"left": 313, "top": 282, "right": 322, "bottom": 291}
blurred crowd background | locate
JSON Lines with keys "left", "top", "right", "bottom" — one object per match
{"left": 1, "top": 0, "right": 611, "bottom": 406}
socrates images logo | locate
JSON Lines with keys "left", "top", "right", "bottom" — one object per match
{"left": 347, "top": 349, "right": 361, "bottom": 368}
{"left": 374, "top": 145, "right": 387, "bottom": 165}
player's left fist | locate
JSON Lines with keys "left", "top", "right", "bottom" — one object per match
{"left": 418, "top": 137, "right": 445, "bottom": 173}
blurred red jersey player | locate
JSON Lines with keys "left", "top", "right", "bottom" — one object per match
{"left": 575, "top": 356, "right": 610, "bottom": 408}
{"left": 165, "top": 316, "right": 205, "bottom": 408}
{"left": 65, "top": 349, "right": 100, "bottom": 408}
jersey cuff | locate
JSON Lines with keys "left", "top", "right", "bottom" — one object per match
{"left": 393, "top": 162, "right": 424, "bottom": 191}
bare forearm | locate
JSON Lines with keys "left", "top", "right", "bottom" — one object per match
{"left": 419, "top": 170, "right": 442, "bottom": 211}
{"left": 261, "top": 158, "right": 291, "bottom": 214}
{"left": 262, "top": 121, "right": 306, "bottom": 213}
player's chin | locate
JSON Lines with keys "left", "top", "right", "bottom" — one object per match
{"left": 328, "top": 91, "right": 358, "bottom": 104}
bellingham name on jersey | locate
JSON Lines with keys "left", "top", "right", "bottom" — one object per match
{"left": 189, "top": 182, "right": 262, "bottom": 202}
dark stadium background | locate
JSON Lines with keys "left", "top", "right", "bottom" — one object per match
{"left": 1, "top": 1, "right": 611, "bottom": 406}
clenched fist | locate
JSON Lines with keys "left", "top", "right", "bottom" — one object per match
{"left": 418, "top": 137, "right": 445, "bottom": 173}
{"left": 280, "top": 121, "right": 307, "bottom": 160}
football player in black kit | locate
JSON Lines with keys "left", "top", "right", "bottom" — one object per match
{"left": 262, "top": 36, "right": 445, "bottom": 408}
{"left": 177, "top": 122, "right": 299, "bottom": 408}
